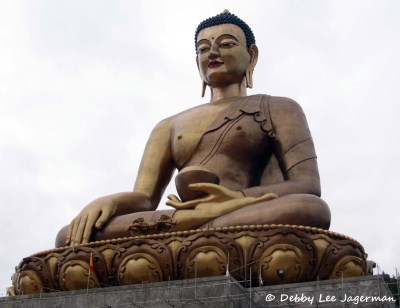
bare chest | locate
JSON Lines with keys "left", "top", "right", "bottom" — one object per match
{"left": 170, "top": 104, "right": 228, "bottom": 169}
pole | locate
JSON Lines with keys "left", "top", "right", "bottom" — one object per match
{"left": 86, "top": 252, "right": 93, "bottom": 307}
{"left": 39, "top": 286, "right": 42, "bottom": 308}
{"left": 244, "top": 249, "right": 247, "bottom": 286}
{"left": 341, "top": 271, "right": 345, "bottom": 308}
{"left": 87, "top": 253, "right": 92, "bottom": 290}
{"left": 249, "top": 269, "right": 252, "bottom": 308}
{"left": 396, "top": 268, "right": 400, "bottom": 308}
{"left": 194, "top": 255, "right": 197, "bottom": 300}
{"left": 376, "top": 264, "right": 382, "bottom": 304}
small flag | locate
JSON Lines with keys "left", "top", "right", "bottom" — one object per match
{"left": 259, "top": 271, "right": 263, "bottom": 286}
{"left": 89, "top": 253, "right": 94, "bottom": 272}
{"left": 226, "top": 252, "right": 230, "bottom": 277}
{"left": 259, "top": 265, "right": 263, "bottom": 286}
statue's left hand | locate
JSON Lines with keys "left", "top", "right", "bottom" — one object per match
{"left": 166, "top": 183, "right": 245, "bottom": 210}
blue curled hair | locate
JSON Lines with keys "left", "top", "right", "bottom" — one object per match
{"left": 195, "top": 11, "right": 256, "bottom": 52}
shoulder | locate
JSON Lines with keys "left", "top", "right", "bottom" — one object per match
{"left": 267, "top": 95, "right": 304, "bottom": 113}
{"left": 253, "top": 94, "right": 310, "bottom": 134}
{"left": 248, "top": 94, "right": 303, "bottom": 112}
{"left": 256, "top": 95, "right": 306, "bottom": 122}
{"left": 153, "top": 102, "right": 209, "bottom": 129}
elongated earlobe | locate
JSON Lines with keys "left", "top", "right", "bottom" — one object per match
{"left": 201, "top": 81, "right": 207, "bottom": 97}
{"left": 245, "top": 69, "right": 253, "bottom": 89}
{"left": 245, "top": 44, "right": 259, "bottom": 89}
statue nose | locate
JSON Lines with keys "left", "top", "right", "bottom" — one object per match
{"left": 208, "top": 43, "right": 220, "bottom": 59}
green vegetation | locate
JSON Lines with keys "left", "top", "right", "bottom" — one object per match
{"left": 383, "top": 272, "right": 399, "bottom": 305}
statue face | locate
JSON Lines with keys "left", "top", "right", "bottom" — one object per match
{"left": 196, "top": 24, "right": 251, "bottom": 88}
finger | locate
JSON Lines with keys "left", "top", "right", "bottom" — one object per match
{"left": 70, "top": 216, "right": 81, "bottom": 246}
{"left": 66, "top": 219, "right": 75, "bottom": 245}
{"left": 165, "top": 201, "right": 181, "bottom": 209}
{"left": 256, "top": 193, "right": 278, "bottom": 202}
{"left": 188, "top": 182, "right": 221, "bottom": 193}
{"left": 166, "top": 200, "right": 197, "bottom": 209}
{"left": 95, "top": 208, "right": 111, "bottom": 229}
{"left": 188, "top": 183, "right": 233, "bottom": 199}
{"left": 74, "top": 215, "right": 88, "bottom": 246}
{"left": 167, "top": 194, "right": 181, "bottom": 202}
{"left": 82, "top": 214, "right": 98, "bottom": 244}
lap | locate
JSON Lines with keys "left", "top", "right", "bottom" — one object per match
{"left": 55, "top": 194, "right": 330, "bottom": 247}
{"left": 202, "top": 194, "right": 330, "bottom": 229}
{"left": 55, "top": 209, "right": 175, "bottom": 247}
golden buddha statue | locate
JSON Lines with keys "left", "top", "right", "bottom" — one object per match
{"left": 56, "top": 10, "right": 330, "bottom": 247}
{"left": 13, "top": 11, "right": 368, "bottom": 295}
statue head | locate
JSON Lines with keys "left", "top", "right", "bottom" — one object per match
{"left": 194, "top": 10, "right": 256, "bottom": 50}
{"left": 195, "top": 10, "right": 258, "bottom": 96}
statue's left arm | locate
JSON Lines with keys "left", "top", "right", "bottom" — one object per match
{"left": 242, "top": 96, "right": 321, "bottom": 198}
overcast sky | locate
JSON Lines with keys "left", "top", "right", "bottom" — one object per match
{"left": 1, "top": 0, "right": 399, "bottom": 293}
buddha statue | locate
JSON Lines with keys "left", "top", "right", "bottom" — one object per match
{"left": 13, "top": 12, "right": 368, "bottom": 296}
{"left": 55, "top": 10, "right": 331, "bottom": 247}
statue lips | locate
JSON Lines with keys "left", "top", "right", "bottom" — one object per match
{"left": 208, "top": 61, "right": 224, "bottom": 68}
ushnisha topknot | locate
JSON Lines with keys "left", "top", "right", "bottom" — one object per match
{"left": 195, "top": 9, "right": 256, "bottom": 52}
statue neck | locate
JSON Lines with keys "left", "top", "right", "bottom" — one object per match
{"left": 210, "top": 79, "right": 247, "bottom": 102}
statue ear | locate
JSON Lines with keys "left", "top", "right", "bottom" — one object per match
{"left": 245, "top": 44, "right": 259, "bottom": 89}
{"left": 196, "top": 57, "right": 207, "bottom": 97}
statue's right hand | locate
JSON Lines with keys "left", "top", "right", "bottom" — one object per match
{"left": 66, "top": 197, "right": 116, "bottom": 246}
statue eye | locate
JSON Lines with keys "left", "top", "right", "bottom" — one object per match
{"left": 197, "top": 46, "right": 210, "bottom": 54}
{"left": 219, "top": 41, "right": 238, "bottom": 48}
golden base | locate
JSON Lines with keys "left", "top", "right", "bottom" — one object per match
{"left": 12, "top": 224, "right": 368, "bottom": 295}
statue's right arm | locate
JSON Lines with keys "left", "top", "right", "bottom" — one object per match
{"left": 66, "top": 118, "right": 175, "bottom": 246}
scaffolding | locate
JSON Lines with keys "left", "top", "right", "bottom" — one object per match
{"left": 1, "top": 272, "right": 398, "bottom": 308}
